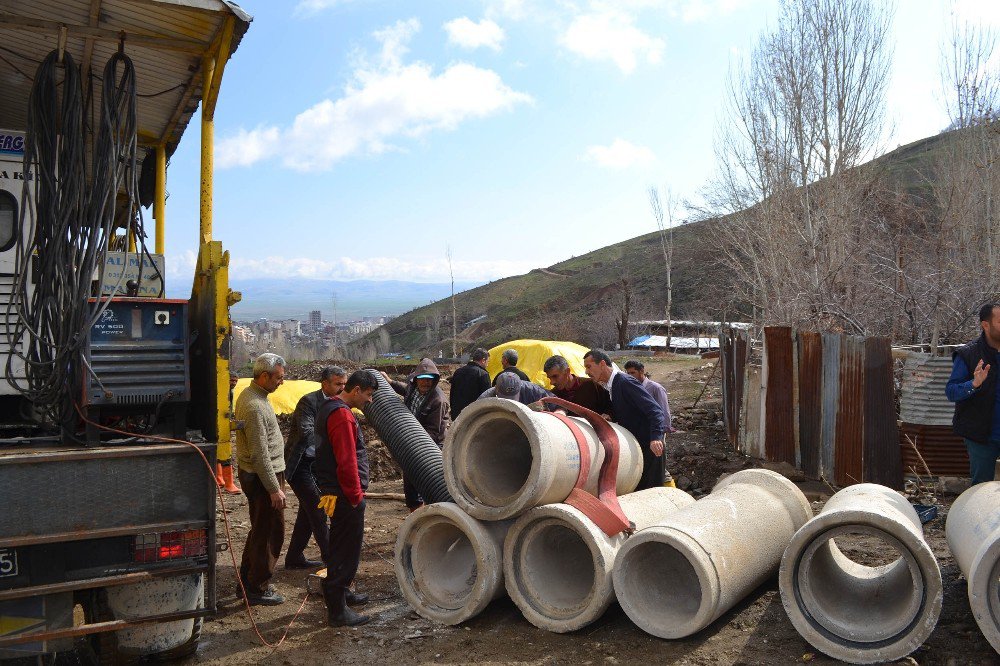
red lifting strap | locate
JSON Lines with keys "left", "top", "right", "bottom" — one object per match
{"left": 543, "top": 397, "right": 634, "bottom": 537}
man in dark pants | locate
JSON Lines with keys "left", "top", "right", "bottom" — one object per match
{"left": 283, "top": 366, "right": 347, "bottom": 569}
{"left": 450, "top": 348, "right": 491, "bottom": 419}
{"left": 314, "top": 370, "right": 377, "bottom": 627}
{"left": 947, "top": 303, "right": 1000, "bottom": 485}
{"left": 583, "top": 349, "right": 667, "bottom": 490}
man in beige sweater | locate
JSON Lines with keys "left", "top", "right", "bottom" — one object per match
{"left": 234, "top": 352, "right": 287, "bottom": 605}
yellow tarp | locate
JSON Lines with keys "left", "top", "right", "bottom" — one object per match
{"left": 487, "top": 339, "right": 592, "bottom": 389}
{"left": 232, "top": 378, "right": 320, "bottom": 416}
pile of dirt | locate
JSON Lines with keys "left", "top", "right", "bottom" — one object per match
{"left": 666, "top": 400, "right": 751, "bottom": 496}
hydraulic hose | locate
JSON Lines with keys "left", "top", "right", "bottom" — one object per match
{"left": 362, "top": 369, "right": 452, "bottom": 504}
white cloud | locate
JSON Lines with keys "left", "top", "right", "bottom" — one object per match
{"left": 216, "top": 19, "right": 532, "bottom": 171}
{"left": 444, "top": 17, "right": 506, "bottom": 51}
{"left": 293, "top": 0, "right": 350, "bottom": 17}
{"left": 584, "top": 138, "right": 656, "bottom": 169}
{"left": 227, "top": 255, "right": 536, "bottom": 282}
{"left": 673, "top": 0, "right": 753, "bottom": 23}
{"left": 561, "top": 10, "right": 665, "bottom": 74}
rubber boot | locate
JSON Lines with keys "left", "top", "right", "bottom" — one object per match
{"left": 221, "top": 464, "right": 241, "bottom": 494}
{"left": 215, "top": 462, "right": 225, "bottom": 488}
{"left": 325, "top": 587, "right": 370, "bottom": 627}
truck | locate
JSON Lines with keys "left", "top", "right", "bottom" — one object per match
{"left": 0, "top": 1, "right": 251, "bottom": 661}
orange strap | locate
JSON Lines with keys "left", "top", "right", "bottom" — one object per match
{"left": 543, "top": 398, "right": 633, "bottom": 536}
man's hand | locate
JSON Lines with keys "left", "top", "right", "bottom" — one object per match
{"left": 650, "top": 440, "right": 664, "bottom": 456}
{"left": 269, "top": 488, "right": 286, "bottom": 510}
{"left": 974, "top": 359, "right": 992, "bottom": 388}
{"left": 380, "top": 371, "right": 391, "bottom": 382}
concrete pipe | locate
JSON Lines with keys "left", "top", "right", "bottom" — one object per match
{"left": 613, "top": 468, "right": 812, "bottom": 640}
{"left": 444, "top": 398, "right": 642, "bottom": 521}
{"left": 504, "top": 487, "right": 695, "bottom": 633}
{"left": 395, "top": 502, "right": 513, "bottom": 625}
{"left": 946, "top": 481, "right": 1000, "bottom": 654}
{"left": 780, "top": 483, "right": 942, "bottom": 664}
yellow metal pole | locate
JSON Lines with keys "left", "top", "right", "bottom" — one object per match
{"left": 128, "top": 231, "right": 136, "bottom": 253}
{"left": 154, "top": 144, "right": 166, "bottom": 254}
{"left": 200, "top": 56, "right": 214, "bottom": 245}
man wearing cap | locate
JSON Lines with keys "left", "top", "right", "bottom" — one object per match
{"left": 492, "top": 348, "right": 530, "bottom": 385}
{"left": 386, "top": 358, "right": 450, "bottom": 510}
{"left": 450, "top": 348, "right": 491, "bottom": 419}
{"left": 479, "top": 372, "right": 553, "bottom": 408}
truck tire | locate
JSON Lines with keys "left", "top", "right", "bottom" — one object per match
{"left": 147, "top": 616, "right": 202, "bottom": 661}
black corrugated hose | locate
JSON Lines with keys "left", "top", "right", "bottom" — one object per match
{"left": 362, "top": 369, "right": 452, "bottom": 504}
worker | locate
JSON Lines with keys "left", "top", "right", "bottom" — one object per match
{"left": 283, "top": 366, "right": 348, "bottom": 569}
{"left": 385, "top": 358, "right": 450, "bottom": 511}
{"left": 492, "top": 348, "right": 530, "bottom": 385}
{"left": 449, "top": 348, "right": 491, "bottom": 419}
{"left": 624, "top": 360, "right": 676, "bottom": 433}
{"left": 314, "top": 370, "right": 378, "bottom": 627}
{"left": 584, "top": 349, "right": 667, "bottom": 491}
{"left": 234, "top": 353, "right": 288, "bottom": 606}
{"left": 543, "top": 354, "right": 612, "bottom": 415}
{"left": 216, "top": 371, "right": 242, "bottom": 494}
{"left": 479, "top": 372, "right": 553, "bottom": 408}
{"left": 947, "top": 302, "right": 1000, "bottom": 484}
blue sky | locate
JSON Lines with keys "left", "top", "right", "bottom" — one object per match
{"left": 162, "top": 0, "right": 1000, "bottom": 289}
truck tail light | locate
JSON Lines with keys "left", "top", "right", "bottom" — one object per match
{"left": 134, "top": 529, "right": 207, "bottom": 563}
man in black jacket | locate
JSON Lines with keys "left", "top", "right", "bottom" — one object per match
{"left": 492, "top": 348, "right": 530, "bottom": 385}
{"left": 947, "top": 303, "right": 1000, "bottom": 484}
{"left": 450, "top": 348, "right": 491, "bottom": 419}
{"left": 283, "top": 366, "right": 347, "bottom": 568}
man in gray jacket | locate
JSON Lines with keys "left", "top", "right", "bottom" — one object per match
{"left": 284, "top": 366, "right": 347, "bottom": 569}
{"left": 234, "top": 353, "right": 287, "bottom": 605}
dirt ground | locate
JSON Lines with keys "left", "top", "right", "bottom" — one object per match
{"left": 184, "top": 357, "right": 1000, "bottom": 666}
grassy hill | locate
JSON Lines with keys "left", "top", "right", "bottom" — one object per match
{"left": 348, "top": 128, "right": 957, "bottom": 358}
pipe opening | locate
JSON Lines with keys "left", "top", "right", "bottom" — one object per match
{"left": 409, "top": 521, "right": 478, "bottom": 610}
{"left": 518, "top": 522, "right": 595, "bottom": 617}
{"left": 618, "top": 540, "right": 703, "bottom": 634}
{"left": 797, "top": 527, "right": 923, "bottom": 644}
{"left": 465, "top": 416, "right": 533, "bottom": 505}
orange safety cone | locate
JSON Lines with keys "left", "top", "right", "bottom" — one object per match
{"left": 221, "top": 464, "right": 241, "bottom": 494}
{"left": 215, "top": 462, "right": 225, "bottom": 488}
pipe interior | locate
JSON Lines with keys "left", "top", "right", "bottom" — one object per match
{"left": 410, "top": 521, "right": 477, "bottom": 610}
{"left": 465, "top": 416, "right": 533, "bottom": 505}
{"left": 618, "top": 540, "right": 703, "bottom": 633}
{"left": 797, "top": 529, "right": 922, "bottom": 643}
{"left": 519, "top": 522, "right": 595, "bottom": 616}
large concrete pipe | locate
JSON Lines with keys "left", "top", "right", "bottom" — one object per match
{"left": 504, "top": 487, "right": 695, "bottom": 633}
{"left": 780, "top": 484, "right": 942, "bottom": 664}
{"left": 395, "top": 502, "right": 512, "bottom": 625}
{"left": 946, "top": 481, "right": 1000, "bottom": 654}
{"left": 444, "top": 398, "right": 642, "bottom": 521}
{"left": 612, "top": 468, "right": 812, "bottom": 639}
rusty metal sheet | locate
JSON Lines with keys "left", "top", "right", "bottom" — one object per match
{"left": 720, "top": 327, "right": 748, "bottom": 447}
{"left": 835, "top": 335, "right": 865, "bottom": 486}
{"left": 900, "top": 423, "right": 969, "bottom": 477}
{"left": 763, "top": 326, "right": 796, "bottom": 465}
{"left": 740, "top": 366, "right": 763, "bottom": 458}
{"left": 900, "top": 354, "right": 956, "bottom": 426}
{"left": 797, "top": 331, "right": 822, "bottom": 477}
{"left": 820, "top": 333, "right": 841, "bottom": 481}
{"left": 863, "top": 337, "right": 903, "bottom": 489}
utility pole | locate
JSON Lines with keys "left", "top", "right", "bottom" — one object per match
{"left": 447, "top": 245, "right": 457, "bottom": 358}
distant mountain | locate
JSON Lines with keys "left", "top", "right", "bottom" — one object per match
{"left": 229, "top": 278, "right": 482, "bottom": 321}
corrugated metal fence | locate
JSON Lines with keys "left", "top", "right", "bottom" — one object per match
{"left": 899, "top": 354, "right": 968, "bottom": 477}
{"left": 721, "top": 326, "right": 902, "bottom": 489}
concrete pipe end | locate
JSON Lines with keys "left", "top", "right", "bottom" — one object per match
{"left": 394, "top": 502, "right": 507, "bottom": 625}
{"left": 967, "top": 536, "right": 1000, "bottom": 654}
{"left": 715, "top": 468, "right": 813, "bottom": 530}
{"left": 503, "top": 503, "right": 618, "bottom": 633}
{"left": 443, "top": 399, "right": 549, "bottom": 521}
{"left": 612, "top": 525, "right": 721, "bottom": 640}
{"left": 779, "top": 508, "right": 943, "bottom": 664}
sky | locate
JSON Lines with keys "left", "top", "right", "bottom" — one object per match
{"left": 161, "top": 0, "right": 1000, "bottom": 290}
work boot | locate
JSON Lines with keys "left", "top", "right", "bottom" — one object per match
{"left": 215, "top": 462, "right": 225, "bottom": 488}
{"left": 285, "top": 557, "right": 324, "bottom": 569}
{"left": 247, "top": 585, "right": 285, "bottom": 606}
{"left": 325, "top": 587, "right": 370, "bottom": 627}
{"left": 221, "top": 464, "right": 241, "bottom": 494}
{"left": 346, "top": 589, "right": 369, "bottom": 606}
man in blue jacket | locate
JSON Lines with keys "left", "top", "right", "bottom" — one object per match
{"left": 946, "top": 303, "right": 1000, "bottom": 485}
{"left": 584, "top": 349, "right": 666, "bottom": 490}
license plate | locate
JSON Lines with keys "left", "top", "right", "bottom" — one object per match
{"left": 0, "top": 548, "right": 17, "bottom": 578}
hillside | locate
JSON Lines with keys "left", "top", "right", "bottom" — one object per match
{"left": 348, "top": 128, "right": 958, "bottom": 358}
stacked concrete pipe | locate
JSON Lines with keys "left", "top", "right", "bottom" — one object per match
{"left": 946, "top": 481, "right": 1000, "bottom": 654}
{"left": 780, "top": 484, "right": 942, "bottom": 664}
{"left": 444, "top": 398, "right": 642, "bottom": 521}
{"left": 503, "top": 487, "right": 695, "bottom": 633}
{"left": 612, "top": 469, "right": 812, "bottom": 639}
{"left": 395, "top": 502, "right": 513, "bottom": 625}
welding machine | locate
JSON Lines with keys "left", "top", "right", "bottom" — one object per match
{"left": 81, "top": 298, "right": 190, "bottom": 442}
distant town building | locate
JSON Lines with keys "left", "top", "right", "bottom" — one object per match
{"left": 309, "top": 310, "right": 321, "bottom": 332}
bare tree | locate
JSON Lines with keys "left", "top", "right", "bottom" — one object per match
{"left": 941, "top": 9, "right": 1000, "bottom": 130}
{"left": 614, "top": 277, "right": 633, "bottom": 351}
{"left": 648, "top": 186, "right": 676, "bottom": 345}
